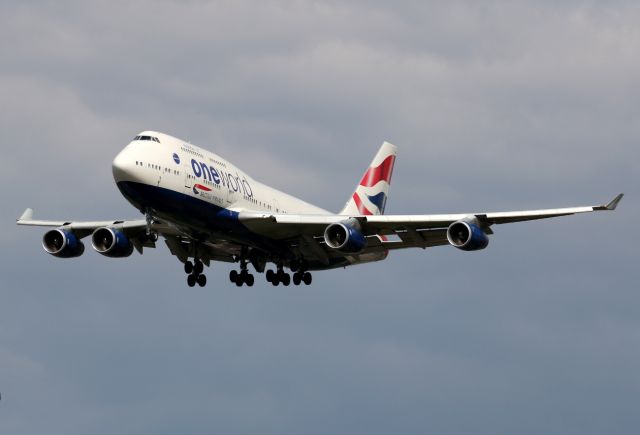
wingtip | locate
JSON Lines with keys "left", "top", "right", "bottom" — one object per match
{"left": 606, "top": 193, "right": 624, "bottom": 210}
{"left": 18, "top": 208, "right": 33, "bottom": 222}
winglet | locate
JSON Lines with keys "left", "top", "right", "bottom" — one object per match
{"left": 605, "top": 193, "right": 624, "bottom": 210}
{"left": 18, "top": 208, "right": 34, "bottom": 222}
{"left": 594, "top": 193, "right": 624, "bottom": 211}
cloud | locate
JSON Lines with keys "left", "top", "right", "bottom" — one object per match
{"left": 1, "top": 1, "right": 638, "bottom": 435}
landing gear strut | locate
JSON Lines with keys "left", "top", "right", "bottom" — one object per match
{"left": 184, "top": 259, "right": 207, "bottom": 287}
{"left": 143, "top": 209, "right": 159, "bottom": 243}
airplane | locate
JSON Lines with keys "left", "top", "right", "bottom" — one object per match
{"left": 17, "top": 131, "right": 623, "bottom": 287}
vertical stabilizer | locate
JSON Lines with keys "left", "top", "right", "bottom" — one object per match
{"left": 339, "top": 141, "right": 397, "bottom": 215}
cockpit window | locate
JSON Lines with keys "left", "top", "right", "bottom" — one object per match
{"left": 133, "top": 135, "right": 161, "bottom": 143}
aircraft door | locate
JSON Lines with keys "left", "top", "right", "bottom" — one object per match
{"left": 184, "top": 160, "right": 193, "bottom": 193}
{"left": 225, "top": 183, "right": 237, "bottom": 205}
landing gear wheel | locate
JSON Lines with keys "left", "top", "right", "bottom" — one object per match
{"left": 187, "top": 274, "right": 196, "bottom": 287}
{"left": 230, "top": 270, "right": 238, "bottom": 283}
{"left": 246, "top": 274, "right": 254, "bottom": 287}
{"left": 234, "top": 270, "right": 247, "bottom": 287}
{"left": 282, "top": 273, "right": 291, "bottom": 286}
{"left": 303, "top": 272, "right": 312, "bottom": 285}
{"left": 197, "top": 274, "right": 207, "bottom": 287}
{"left": 271, "top": 270, "right": 280, "bottom": 286}
{"left": 293, "top": 273, "right": 301, "bottom": 286}
{"left": 184, "top": 261, "right": 194, "bottom": 274}
{"left": 194, "top": 260, "right": 204, "bottom": 275}
{"left": 266, "top": 269, "right": 275, "bottom": 283}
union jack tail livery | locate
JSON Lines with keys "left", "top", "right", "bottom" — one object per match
{"left": 340, "top": 141, "right": 397, "bottom": 216}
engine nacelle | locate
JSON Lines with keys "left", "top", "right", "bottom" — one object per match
{"left": 92, "top": 227, "right": 134, "bottom": 258}
{"left": 324, "top": 220, "right": 367, "bottom": 253}
{"left": 447, "top": 220, "right": 489, "bottom": 251}
{"left": 42, "top": 229, "right": 85, "bottom": 258}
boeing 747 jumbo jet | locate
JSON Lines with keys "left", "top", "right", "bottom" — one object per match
{"left": 17, "top": 131, "right": 623, "bottom": 287}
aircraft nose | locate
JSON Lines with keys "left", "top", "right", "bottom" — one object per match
{"left": 112, "top": 147, "right": 135, "bottom": 183}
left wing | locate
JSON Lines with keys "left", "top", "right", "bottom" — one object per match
{"left": 15, "top": 208, "right": 147, "bottom": 236}
{"left": 16, "top": 208, "right": 236, "bottom": 263}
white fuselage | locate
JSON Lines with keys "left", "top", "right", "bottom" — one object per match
{"left": 112, "top": 131, "right": 330, "bottom": 218}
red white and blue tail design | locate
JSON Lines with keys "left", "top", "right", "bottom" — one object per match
{"left": 340, "top": 141, "right": 397, "bottom": 216}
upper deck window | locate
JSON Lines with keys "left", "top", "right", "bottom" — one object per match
{"left": 133, "top": 135, "right": 161, "bottom": 143}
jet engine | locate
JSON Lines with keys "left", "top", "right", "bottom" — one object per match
{"left": 42, "top": 229, "right": 85, "bottom": 258}
{"left": 91, "top": 227, "right": 134, "bottom": 258}
{"left": 447, "top": 220, "right": 489, "bottom": 251}
{"left": 324, "top": 220, "right": 367, "bottom": 253}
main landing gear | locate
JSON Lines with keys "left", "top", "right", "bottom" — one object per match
{"left": 184, "top": 259, "right": 207, "bottom": 287}
{"left": 229, "top": 256, "right": 255, "bottom": 287}
{"left": 292, "top": 270, "right": 312, "bottom": 286}
{"left": 229, "top": 269, "right": 255, "bottom": 287}
{"left": 265, "top": 268, "right": 312, "bottom": 286}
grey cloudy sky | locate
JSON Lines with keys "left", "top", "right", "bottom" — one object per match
{"left": 1, "top": 1, "right": 638, "bottom": 434}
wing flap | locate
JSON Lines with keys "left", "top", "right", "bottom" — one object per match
{"left": 392, "top": 228, "right": 449, "bottom": 249}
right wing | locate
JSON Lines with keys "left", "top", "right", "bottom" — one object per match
{"left": 239, "top": 194, "right": 624, "bottom": 259}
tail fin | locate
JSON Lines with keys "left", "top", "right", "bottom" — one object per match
{"left": 339, "top": 141, "right": 397, "bottom": 215}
